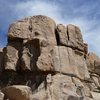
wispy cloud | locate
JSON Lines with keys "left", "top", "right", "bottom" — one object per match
{"left": 0, "top": 0, "right": 100, "bottom": 56}
{"left": 14, "top": 0, "right": 62, "bottom": 23}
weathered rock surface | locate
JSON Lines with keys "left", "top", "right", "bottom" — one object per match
{"left": 2, "top": 85, "right": 32, "bottom": 100}
{"left": 0, "top": 15, "right": 100, "bottom": 100}
{"left": 3, "top": 42, "right": 21, "bottom": 71}
{"left": 52, "top": 46, "right": 89, "bottom": 79}
{"left": 86, "top": 52, "right": 100, "bottom": 75}
{"left": 8, "top": 15, "right": 57, "bottom": 46}
{"left": 56, "top": 24, "right": 88, "bottom": 54}
{"left": 91, "top": 92, "right": 100, "bottom": 100}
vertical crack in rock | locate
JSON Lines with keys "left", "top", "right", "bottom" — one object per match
{"left": 58, "top": 46, "right": 62, "bottom": 74}
{"left": 66, "top": 25, "right": 70, "bottom": 41}
{"left": 66, "top": 47, "right": 71, "bottom": 68}
{"left": 29, "top": 19, "right": 32, "bottom": 33}
{"left": 55, "top": 29, "right": 60, "bottom": 45}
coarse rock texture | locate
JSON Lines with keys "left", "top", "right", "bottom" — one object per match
{"left": 2, "top": 85, "right": 32, "bottom": 100}
{"left": 86, "top": 53, "right": 100, "bottom": 75}
{"left": 0, "top": 15, "right": 100, "bottom": 100}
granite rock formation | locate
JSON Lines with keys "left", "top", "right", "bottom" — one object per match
{"left": 0, "top": 15, "right": 100, "bottom": 100}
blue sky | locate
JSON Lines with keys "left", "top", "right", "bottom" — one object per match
{"left": 0, "top": 0, "right": 100, "bottom": 56}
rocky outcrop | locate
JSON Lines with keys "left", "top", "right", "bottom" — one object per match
{"left": 0, "top": 15, "right": 100, "bottom": 100}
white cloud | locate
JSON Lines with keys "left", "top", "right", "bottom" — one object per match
{"left": 14, "top": 0, "right": 100, "bottom": 56}
{"left": 15, "top": 0, "right": 62, "bottom": 23}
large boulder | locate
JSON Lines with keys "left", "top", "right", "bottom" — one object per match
{"left": 4, "top": 15, "right": 57, "bottom": 72}
{"left": 8, "top": 15, "right": 57, "bottom": 46}
{"left": 67, "top": 24, "right": 85, "bottom": 52}
{"left": 3, "top": 42, "right": 22, "bottom": 71}
{"left": 56, "top": 24, "right": 67, "bottom": 45}
{"left": 52, "top": 46, "right": 89, "bottom": 79}
{"left": 2, "top": 85, "right": 32, "bottom": 100}
{"left": 56, "top": 24, "right": 88, "bottom": 54}
{"left": 86, "top": 52, "right": 100, "bottom": 75}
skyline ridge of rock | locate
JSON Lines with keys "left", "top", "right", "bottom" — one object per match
{"left": 0, "top": 15, "right": 100, "bottom": 100}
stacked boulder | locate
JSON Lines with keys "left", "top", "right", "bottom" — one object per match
{"left": 0, "top": 15, "right": 100, "bottom": 100}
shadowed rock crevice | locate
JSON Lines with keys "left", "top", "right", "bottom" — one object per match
{"left": 55, "top": 29, "right": 60, "bottom": 45}
{"left": 66, "top": 25, "right": 70, "bottom": 41}
{"left": 21, "top": 39, "right": 41, "bottom": 71}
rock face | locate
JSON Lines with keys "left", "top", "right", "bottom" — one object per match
{"left": 0, "top": 15, "right": 100, "bottom": 100}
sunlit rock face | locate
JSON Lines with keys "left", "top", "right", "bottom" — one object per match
{"left": 0, "top": 15, "right": 100, "bottom": 100}
{"left": 0, "top": 48, "right": 3, "bottom": 74}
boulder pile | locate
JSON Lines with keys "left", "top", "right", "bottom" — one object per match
{"left": 0, "top": 15, "right": 100, "bottom": 100}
